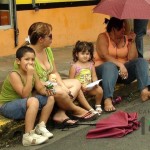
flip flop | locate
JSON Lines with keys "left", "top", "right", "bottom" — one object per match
{"left": 104, "top": 109, "right": 116, "bottom": 113}
{"left": 71, "top": 111, "right": 98, "bottom": 122}
{"left": 54, "top": 118, "right": 79, "bottom": 129}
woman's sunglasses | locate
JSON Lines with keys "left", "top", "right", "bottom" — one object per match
{"left": 48, "top": 34, "right": 52, "bottom": 39}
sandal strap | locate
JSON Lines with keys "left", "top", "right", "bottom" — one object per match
{"left": 95, "top": 107, "right": 102, "bottom": 111}
{"left": 62, "top": 118, "right": 71, "bottom": 124}
{"left": 82, "top": 111, "right": 92, "bottom": 118}
{"left": 89, "top": 108, "right": 94, "bottom": 112}
{"left": 95, "top": 105, "right": 102, "bottom": 114}
{"left": 95, "top": 105, "right": 101, "bottom": 108}
{"left": 89, "top": 108, "right": 98, "bottom": 115}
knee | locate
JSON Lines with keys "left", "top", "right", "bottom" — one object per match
{"left": 72, "top": 79, "right": 81, "bottom": 89}
{"left": 136, "top": 58, "right": 148, "bottom": 65}
{"left": 100, "top": 62, "right": 118, "bottom": 78}
{"left": 97, "top": 86, "right": 103, "bottom": 95}
{"left": 96, "top": 62, "right": 118, "bottom": 77}
{"left": 104, "top": 62, "right": 118, "bottom": 71}
{"left": 27, "top": 97, "right": 39, "bottom": 108}
{"left": 54, "top": 87, "right": 68, "bottom": 99}
{"left": 47, "top": 96, "right": 55, "bottom": 105}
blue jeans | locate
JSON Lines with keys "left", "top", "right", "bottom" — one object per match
{"left": 95, "top": 58, "right": 150, "bottom": 100}
{"left": 0, "top": 95, "right": 48, "bottom": 120}
{"left": 134, "top": 19, "right": 148, "bottom": 58}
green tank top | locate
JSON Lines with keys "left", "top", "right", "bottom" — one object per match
{"left": 35, "top": 47, "right": 54, "bottom": 82}
{"left": 0, "top": 70, "right": 34, "bottom": 104}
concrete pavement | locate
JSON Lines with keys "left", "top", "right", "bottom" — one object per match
{"left": 1, "top": 92, "right": 150, "bottom": 150}
{"left": 0, "top": 35, "right": 150, "bottom": 149}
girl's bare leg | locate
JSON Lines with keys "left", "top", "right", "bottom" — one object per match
{"left": 77, "top": 90, "right": 92, "bottom": 110}
{"left": 25, "top": 97, "right": 39, "bottom": 133}
{"left": 88, "top": 86, "right": 103, "bottom": 105}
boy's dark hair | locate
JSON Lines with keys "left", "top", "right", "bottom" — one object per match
{"left": 106, "top": 17, "right": 124, "bottom": 33}
{"left": 73, "top": 41, "right": 94, "bottom": 62}
{"left": 16, "top": 46, "right": 35, "bottom": 60}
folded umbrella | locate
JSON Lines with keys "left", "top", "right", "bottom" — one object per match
{"left": 86, "top": 111, "right": 140, "bottom": 139}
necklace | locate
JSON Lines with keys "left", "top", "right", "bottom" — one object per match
{"left": 110, "top": 36, "right": 121, "bottom": 48}
{"left": 108, "top": 32, "right": 126, "bottom": 59}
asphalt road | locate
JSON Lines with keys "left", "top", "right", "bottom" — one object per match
{"left": 2, "top": 93, "right": 150, "bottom": 150}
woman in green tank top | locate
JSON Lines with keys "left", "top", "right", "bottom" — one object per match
{"left": 24, "top": 22, "right": 98, "bottom": 128}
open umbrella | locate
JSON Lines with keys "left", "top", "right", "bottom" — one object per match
{"left": 93, "top": 0, "right": 150, "bottom": 19}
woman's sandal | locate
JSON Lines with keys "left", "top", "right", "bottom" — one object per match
{"left": 71, "top": 110, "right": 98, "bottom": 122}
{"left": 95, "top": 105, "right": 102, "bottom": 115}
{"left": 54, "top": 118, "right": 79, "bottom": 130}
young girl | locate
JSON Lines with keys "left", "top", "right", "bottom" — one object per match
{"left": 0, "top": 46, "right": 54, "bottom": 146}
{"left": 69, "top": 41, "right": 103, "bottom": 114}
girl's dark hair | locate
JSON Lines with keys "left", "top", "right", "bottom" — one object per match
{"left": 73, "top": 41, "right": 94, "bottom": 62}
{"left": 106, "top": 17, "right": 124, "bottom": 33}
{"left": 16, "top": 46, "right": 35, "bottom": 60}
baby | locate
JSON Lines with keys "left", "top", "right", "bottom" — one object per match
{"left": 45, "top": 74, "right": 57, "bottom": 91}
{"left": 49, "top": 73, "right": 57, "bottom": 83}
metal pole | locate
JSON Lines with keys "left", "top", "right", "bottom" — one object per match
{"left": 13, "top": 0, "right": 19, "bottom": 47}
{"left": 32, "top": 0, "right": 39, "bottom": 11}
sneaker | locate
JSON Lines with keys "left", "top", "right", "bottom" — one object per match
{"left": 35, "top": 121, "right": 53, "bottom": 138}
{"left": 22, "top": 130, "right": 48, "bottom": 146}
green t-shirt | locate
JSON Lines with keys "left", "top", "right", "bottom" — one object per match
{"left": 35, "top": 47, "right": 54, "bottom": 82}
{"left": 0, "top": 70, "right": 34, "bottom": 104}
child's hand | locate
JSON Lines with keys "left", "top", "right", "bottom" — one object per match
{"left": 26, "top": 64, "right": 34, "bottom": 75}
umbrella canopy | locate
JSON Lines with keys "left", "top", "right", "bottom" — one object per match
{"left": 86, "top": 111, "right": 140, "bottom": 138}
{"left": 93, "top": 0, "right": 150, "bottom": 19}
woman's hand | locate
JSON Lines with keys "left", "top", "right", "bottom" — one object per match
{"left": 45, "top": 88, "right": 56, "bottom": 96}
{"left": 127, "top": 32, "right": 136, "bottom": 42}
{"left": 119, "top": 64, "right": 128, "bottom": 79}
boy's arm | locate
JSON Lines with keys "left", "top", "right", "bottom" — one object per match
{"left": 9, "top": 72, "right": 33, "bottom": 98}
{"left": 34, "top": 73, "right": 52, "bottom": 96}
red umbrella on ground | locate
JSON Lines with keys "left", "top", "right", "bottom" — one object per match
{"left": 93, "top": 0, "right": 150, "bottom": 19}
{"left": 86, "top": 111, "right": 140, "bottom": 138}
